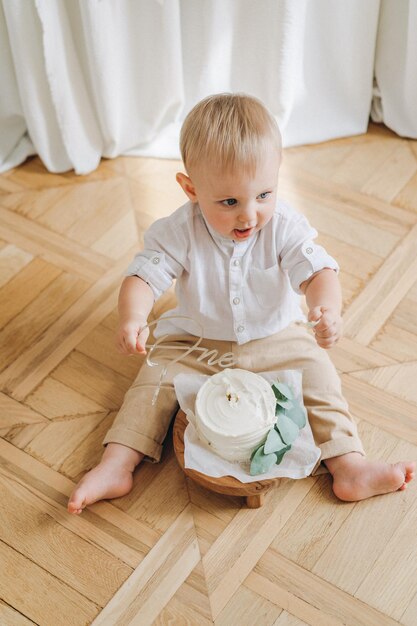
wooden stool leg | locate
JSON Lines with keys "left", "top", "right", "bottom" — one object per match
{"left": 246, "top": 493, "right": 265, "bottom": 508}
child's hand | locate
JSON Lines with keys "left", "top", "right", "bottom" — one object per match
{"left": 115, "top": 320, "right": 150, "bottom": 355}
{"left": 308, "top": 306, "right": 342, "bottom": 349}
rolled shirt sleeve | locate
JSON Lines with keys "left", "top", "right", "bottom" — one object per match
{"left": 278, "top": 205, "right": 339, "bottom": 294}
{"left": 125, "top": 216, "right": 187, "bottom": 300}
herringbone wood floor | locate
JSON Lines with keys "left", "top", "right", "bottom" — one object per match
{"left": 1, "top": 124, "right": 417, "bottom": 625}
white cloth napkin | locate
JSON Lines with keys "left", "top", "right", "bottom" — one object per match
{"left": 173, "top": 370, "right": 321, "bottom": 483}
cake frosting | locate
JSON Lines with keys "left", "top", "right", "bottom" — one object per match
{"left": 194, "top": 368, "right": 277, "bottom": 462}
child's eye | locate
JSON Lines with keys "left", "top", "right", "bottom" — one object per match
{"left": 258, "top": 192, "right": 271, "bottom": 199}
{"left": 221, "top": 198, "right": 237, "bottom": 207}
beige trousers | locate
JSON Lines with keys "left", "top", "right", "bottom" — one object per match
{"left": 103, "top": 323, "right": 365, "bottom": 475}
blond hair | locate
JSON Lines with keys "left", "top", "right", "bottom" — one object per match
{"left": 180, "top": 93, "right": 281, "bottom": 175}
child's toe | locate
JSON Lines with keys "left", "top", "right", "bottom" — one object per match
{"left": 67, "top": 491, "right": 86, "bottom": 514}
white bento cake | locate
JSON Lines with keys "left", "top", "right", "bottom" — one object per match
{"left": 194, "top": 368, "right": 277, "bottom": 462}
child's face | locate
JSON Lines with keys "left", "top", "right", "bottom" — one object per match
{"left": 177, "top": 147, "right": 280, "bottom": 241}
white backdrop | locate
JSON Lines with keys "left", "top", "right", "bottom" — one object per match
{"left": 1, "top": 0, "right": 416, "bottom": 175}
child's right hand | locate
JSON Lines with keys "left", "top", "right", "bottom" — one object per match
{"left": 115, "top": 320, "right": 150, "bottom": 355}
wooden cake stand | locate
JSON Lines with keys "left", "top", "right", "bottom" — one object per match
{"left": 173, "top": 410, "right": 280, "bottom": 508}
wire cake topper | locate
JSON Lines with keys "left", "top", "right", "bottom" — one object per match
{"left": 138, "top": 315, "right": 318, "bottom": 406}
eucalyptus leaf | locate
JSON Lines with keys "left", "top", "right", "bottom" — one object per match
{"left": 264, "top": 427, "right": 287, "bottom": 454}
{"left": 272, "top": 381, "right": 294, "bottom": 400}
{"left": 284, "top": 402, "right": 307, "bottom": 428}
{"left": 275, "top": 444, "right": 291, "bottom": 464}
{"left": 274, "top": 424, "right": 286, "bottom": 442}
{"left": 275, "top": 404, "right": 287, "bottom": 418}
{"left": 250, "top": 446, "right": 278, "bottom": 475}
{"left": 250, "top": 444, "right": 261, "bottom": 461}
{"left": 276, "top": 413, "right": 300, "bottom": 444}
{"left": 275, "top": 397, "right": 293, "bottom": 410}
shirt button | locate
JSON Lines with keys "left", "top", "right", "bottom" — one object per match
{"left": 305, "top": 247, "right": 313, "bottom": 255}
{"left": 233, "top": 259, "right": 240, "bottom": 266}
{"left": 233, "top": 297, "right": 240, "bottom": 305}
{"left": 237, "top": 325, "right": 245, "bottom": 333}
{"left": 152, "top": 257, "right": 160, "bottom": 264}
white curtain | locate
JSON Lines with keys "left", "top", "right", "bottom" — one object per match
{"left": 0, "top": 0, "right": 416, "bottom": 175}
{"left": 371, "top": 0, "right": 417, "bottom": 137}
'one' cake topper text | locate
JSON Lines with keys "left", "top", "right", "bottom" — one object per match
{"left": 137, "top": 314, "right": 318, "bottom": 406}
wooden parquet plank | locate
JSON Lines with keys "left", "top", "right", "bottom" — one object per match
{"left": 343, "top": 224, "right": 417, "bottom": 344}
{"left": 273, "top": 612, "right": 310, "bottom": 625}
{"left": 76, "top": 323, "right": 142, "bottom": 379}
{"left": 402, "top": 591, "right": 417, "bottom": 626}
{"left": 370, "top": 323, "right": 417, "bottom": 362}
{"left": 25, "top": 412, "right": 108, "bottom": 470}
{"left": 0, "top": 392, "right": 49, "bottom": 429}
{"left": 280, "top": 166, "right": 417, "bottom": 230}
{"left": 0, "top": 272, "right": 89, "bottom": 373}
{"left": 394, "top": 169, "right": 417, "bottom": 213}
{"left": 352, "top": 361, "right": 417, "bottom": 405}
{"left": 361, "top": 141, "right": 417, "bottom": 202}
{"left": 330, "top": 137, "right": 401, "bottom": 191}
{"left": 339, "top": 272, "right": 363, "bottom": 308}
{"left": 25, "top": 377, "right": 107, "bottom": 418}
{"left": 215, "top": 585, "right": 282, "bottom": 625}
{"left": 51, "top": 351, "right": 132, "bottom": 410}
{"left": 202, "top": 477, "right": 317, "bottom": 619}
{"left": 0, "top": 258, "right": 61, "bottom": 329}
{"left": 182, "top": 561, "right": 213, "bottom": 611}
{"left": 3, "top": 423, "right": 48, "bottom": 450}
{"left": 342, "top": 375, "right": 417, "bottom": 443}
{"left": 272, "top": 421, "right": 397, "bottom": 571}
{"left": 188, "top": 479, "right": 242, "bottom": 522}
{"left": 0, "top": 246, "right": 136, "bottom": 400}
{"left": 59, "top": 411, "right": 115, "bottom": 481}
{"left": 316, "top": 233, "right": 382, "bottom": 280}
{"left": 154, "top": 599, "right": 213, "bottom": 625}
{"left": 0, "top": 243, "right": 33, "bottom": 288}
{"left": 154, "top": 573, "right": 213, "bottom": 625}
{"left": 0, "top": 205, "right": 111, "bottom": 281}
{"left": 0, "top": 539, "right": 100, "bottom": 625}
{"left": 0, "top": 600, "right": 35, "bottom": 625}
{"left": 191, "top": 500, "right": 241, "bottom": 557}
{"left": 91, "top": 210, "right": 139, "bottom": 259}
{"left": 313, "top": 438, "right": 415, "bottom": 598}
{"left": 246, "top": 551, "right": 400, "bottom": 626}
{"left": 329, "top": 336, "right": 397, "bottom": 374}
{"left": 354, "top": 439, "right": 417, "bottom": 620}
{"left": 0, "top": 438, "right": 160, "bottom": 553}
{"left": 0, "top": 473, "right": 133, "bottom": 606}
{"left": 283, "top": 191, "right": 401, "bottom": 258}
{"left": 125, "top": 455, "right": 190, "bottom": 534}
{"left": 91, "top": 504, "right": 200, "bottom": 625}
{"left": 283, "top": 143, "right": 353, "bottom": 182}
{"left": 0, "top": 461, "right": 145, "bottom": 569}
{"left": 32, "top": 178, "right": 132, "bottom": 246}
{"left": 0, "top": 464, "right": 149, "bottom": 572}
{"left": 391, "top": 296, "right": 417, "bottom": 334}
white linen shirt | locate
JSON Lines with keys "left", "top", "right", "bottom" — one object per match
{"left": 125, "top": 200, "right": 339, "bottom": 345}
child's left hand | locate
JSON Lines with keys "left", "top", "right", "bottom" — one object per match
{"left": 308, "top": 306, "right": 343, "bottom": 349}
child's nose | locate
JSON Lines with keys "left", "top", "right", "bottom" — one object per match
{"left": 238, "top": 205, "right": 257, "bottom": 225}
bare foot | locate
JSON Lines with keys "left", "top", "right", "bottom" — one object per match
{"left": 67, "top": 443, "right": 144, "bottom": 514}
{"left": 324, "top": 452, "right": 416, "bottom": 502}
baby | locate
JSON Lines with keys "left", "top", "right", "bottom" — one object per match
{"left": 68, "top": 93, "right": 414, "bottom": 514}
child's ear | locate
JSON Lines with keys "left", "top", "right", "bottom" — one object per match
{"left": 176, "top": 172, "right": 198, "bottom": 202}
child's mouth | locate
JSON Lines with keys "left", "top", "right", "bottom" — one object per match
{"left": 233, "top": 227, "right": 254, "bottom": 239}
